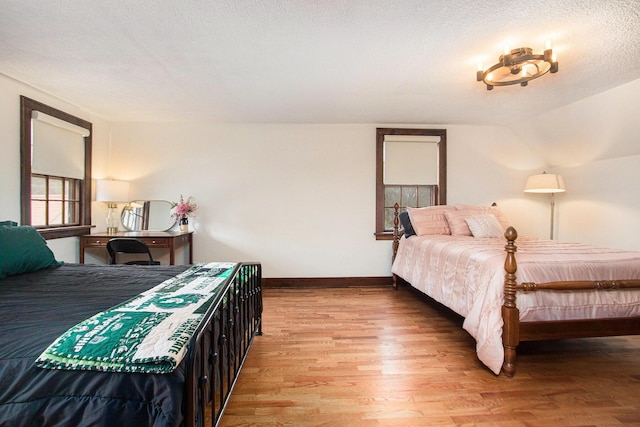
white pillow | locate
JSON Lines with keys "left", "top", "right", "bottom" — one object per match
{"left": 454, "top": 204, "right": 510, "bottom": 230}
{"left": 465, "top": 214, "right": 505, "bottom": 238}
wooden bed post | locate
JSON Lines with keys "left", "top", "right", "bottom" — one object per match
{"left": 392, "top": 203, "right": 400, "bottom": 290}
{"left": 502, "top": 226, "right": 519, "bottom": 377}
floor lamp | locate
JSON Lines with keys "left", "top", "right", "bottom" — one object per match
{"left": 524, "top": 172, "right": 565, "bottom": 240}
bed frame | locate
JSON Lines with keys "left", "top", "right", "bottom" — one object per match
{"left": 391, "top": 206, "right": 640, "bottom": 377}
{"left": 184, "top": 262, "right": 263, "bottom": 426}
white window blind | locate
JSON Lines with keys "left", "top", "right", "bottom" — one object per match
{"left": 383, "top": 135, "right": 440, "bottom": 185}
{"left": 31, "top": 110, "right": 89, "bottom": 179}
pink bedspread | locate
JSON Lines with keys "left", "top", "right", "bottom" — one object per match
{"left": 391, "top": 234, "right": 640, "bottom": 374}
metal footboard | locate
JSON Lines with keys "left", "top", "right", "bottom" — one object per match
{"left": 183, "top": 263, "right": 263, "bottom": 426}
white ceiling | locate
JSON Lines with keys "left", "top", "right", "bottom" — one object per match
{"left": 2, "top": 0, "right": 639, "bottom": 125}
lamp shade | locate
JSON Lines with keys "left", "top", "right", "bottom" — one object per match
{"left": 524, "top": 173, "right": 565, "bottom": 194}
{"left": 96, "top": 179, "right": 130, "bottom": 202}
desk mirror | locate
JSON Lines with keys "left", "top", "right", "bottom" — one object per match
{"left": 121, "top": 200, "right": 176, "bottom": 231}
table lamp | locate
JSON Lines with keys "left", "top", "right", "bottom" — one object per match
{"left": 96, "top": 179, "right": 130, "bottom": 234}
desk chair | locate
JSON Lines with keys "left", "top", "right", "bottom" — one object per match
{"left": 106, "top": 238, "right": 161, "bottom": 265}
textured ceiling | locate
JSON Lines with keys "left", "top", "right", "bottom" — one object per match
{"left": 1, "top": 0, "right": 639, "bottom": 124}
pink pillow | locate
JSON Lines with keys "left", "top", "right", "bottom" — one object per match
{"left": 407, "top": 205, "right": 455, "bottom": 236}
{"left": 444, "top": 205, "right": 510, "bottom": 236}
{"left": 443, "top": 210, "right": 473, "bottom": 236}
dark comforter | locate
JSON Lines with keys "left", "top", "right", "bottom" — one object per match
{"left": 0, "top": 263, "right": 190, "bottom": 427}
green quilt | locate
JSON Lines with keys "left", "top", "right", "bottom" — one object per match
{"left": 35, "top": 262, "right": 237, "bottom": 374}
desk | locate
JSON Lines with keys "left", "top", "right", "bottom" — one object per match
{"left": 79, "top": 231, "right": 193, "bottom": 265}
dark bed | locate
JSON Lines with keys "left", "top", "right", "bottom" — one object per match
{"left": 0, "top": 262, "right": 262, "bottom": 426}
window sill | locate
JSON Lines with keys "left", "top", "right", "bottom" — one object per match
{"left": 37, "top": 225, "right": 94, "bottom": 240}
{"left": 375, "top": 232, "right": 394, "bottom": 241}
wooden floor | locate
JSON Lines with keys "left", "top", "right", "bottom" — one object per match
{"left": 219, "top": 286, "right": 640, "bottom": 426}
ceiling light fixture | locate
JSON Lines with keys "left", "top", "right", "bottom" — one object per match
{"left": 477, "top": 42, "right": 558, "bottom": 90}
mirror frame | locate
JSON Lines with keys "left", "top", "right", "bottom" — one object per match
{"left": 20, "top": 96, "right": 92, "bottom": 239}
{"left": 375, "top": 127, "right": 447, "bottom": 240}
{"left": 121, "top": 200, "right": 177, "bottom": 232}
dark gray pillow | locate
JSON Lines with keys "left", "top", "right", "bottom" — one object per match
{"left": 398, "top": 211, "right": 416, "bottom": 238}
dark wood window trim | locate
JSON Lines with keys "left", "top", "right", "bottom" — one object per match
{"left": 20, "top": 96, "right": 92, "bottom": 239}
{"left": 375, "top": 127, "right": 447, "bottom": 240}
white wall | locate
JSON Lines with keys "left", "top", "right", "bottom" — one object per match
{"left": 513, "top": 79, "right": 640, "bottom": 167}
{"left": 554, "top": 155, "right": 640, "bottom": 249}
{"left": 0, "top": 74, "right": 112, "bottom": 263}
{"left": 513, "top": 77, "right": 640, "bottom": 250}
{"left": 5, "top": 70, "right": 639, "bottom": 276}
{"left": 6, "top": 70, "right": 540, "bottom": 275}
{"left": 108, "top": 122, "right": 536, "bottom": 277}
{"left": 0, "top": 76, "right": 24, "bottom": 224}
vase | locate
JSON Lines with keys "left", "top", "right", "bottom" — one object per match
{"left": 179, "top": 217, "right": 189, "bottom": 232}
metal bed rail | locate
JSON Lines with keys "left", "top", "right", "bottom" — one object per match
{"left": 183, "top": 262, "right": 263, "bottom": 426}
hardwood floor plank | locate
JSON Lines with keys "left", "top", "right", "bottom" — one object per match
{"left": 219, "top": 287, "right": 640, "bottom": 426}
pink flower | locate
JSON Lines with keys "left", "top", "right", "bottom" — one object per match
{"left": 172, "top": 195, "right": 197, "bottom": 220}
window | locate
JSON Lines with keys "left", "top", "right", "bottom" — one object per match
{"left": 20, "top": 96, "right": 92, "bottom": 239}
{"left": 31, "top": 174, "right": 81, "bottom": 227}
{"left": 383, "top": 184, "right": 436, "bottom": 230}
{"left": 375, "top": 128, "right": 446, "bottom": 239}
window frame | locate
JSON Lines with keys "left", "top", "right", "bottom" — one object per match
{"left": 375, "top": 127, "right": 446, "bottom": 240}
{"left": 30, "top": 173, "right": 81, "bottom": 228}
{"left": 20, "top": 96, "right": 92, "bottom": 239}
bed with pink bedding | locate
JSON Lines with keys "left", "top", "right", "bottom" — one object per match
{"left": 391, "top": 204, "right": 640, "bottom": 376}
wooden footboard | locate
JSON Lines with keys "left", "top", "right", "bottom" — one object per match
{"left": 184, "top": 263, "right": 263, "bottom": 426}
{"left": 502, "top": 228, "right": 640, "bottom": 377}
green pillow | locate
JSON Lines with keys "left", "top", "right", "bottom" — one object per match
{"left": 0, "top": 225, "right": 62, "bottom": 279}
{"left": 0, "top": 220, "right": 18, "bottom": 227}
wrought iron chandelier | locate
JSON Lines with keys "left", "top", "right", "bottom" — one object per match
{"left": 477, "top": 43, "right": 558, "bottom": 90}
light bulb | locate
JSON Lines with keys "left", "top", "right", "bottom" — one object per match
{"left": 552, "top": 52, "right": 557, "bottom": 62}
{"left": 545, "top": 39, "right": 552, "bottom": 50}
{"left": 487, "top": 72, "right": 493, "bottom": 81}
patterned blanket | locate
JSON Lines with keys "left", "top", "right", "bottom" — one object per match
{"left": 35, "top": 262, "right": 237, "bottom": 374}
